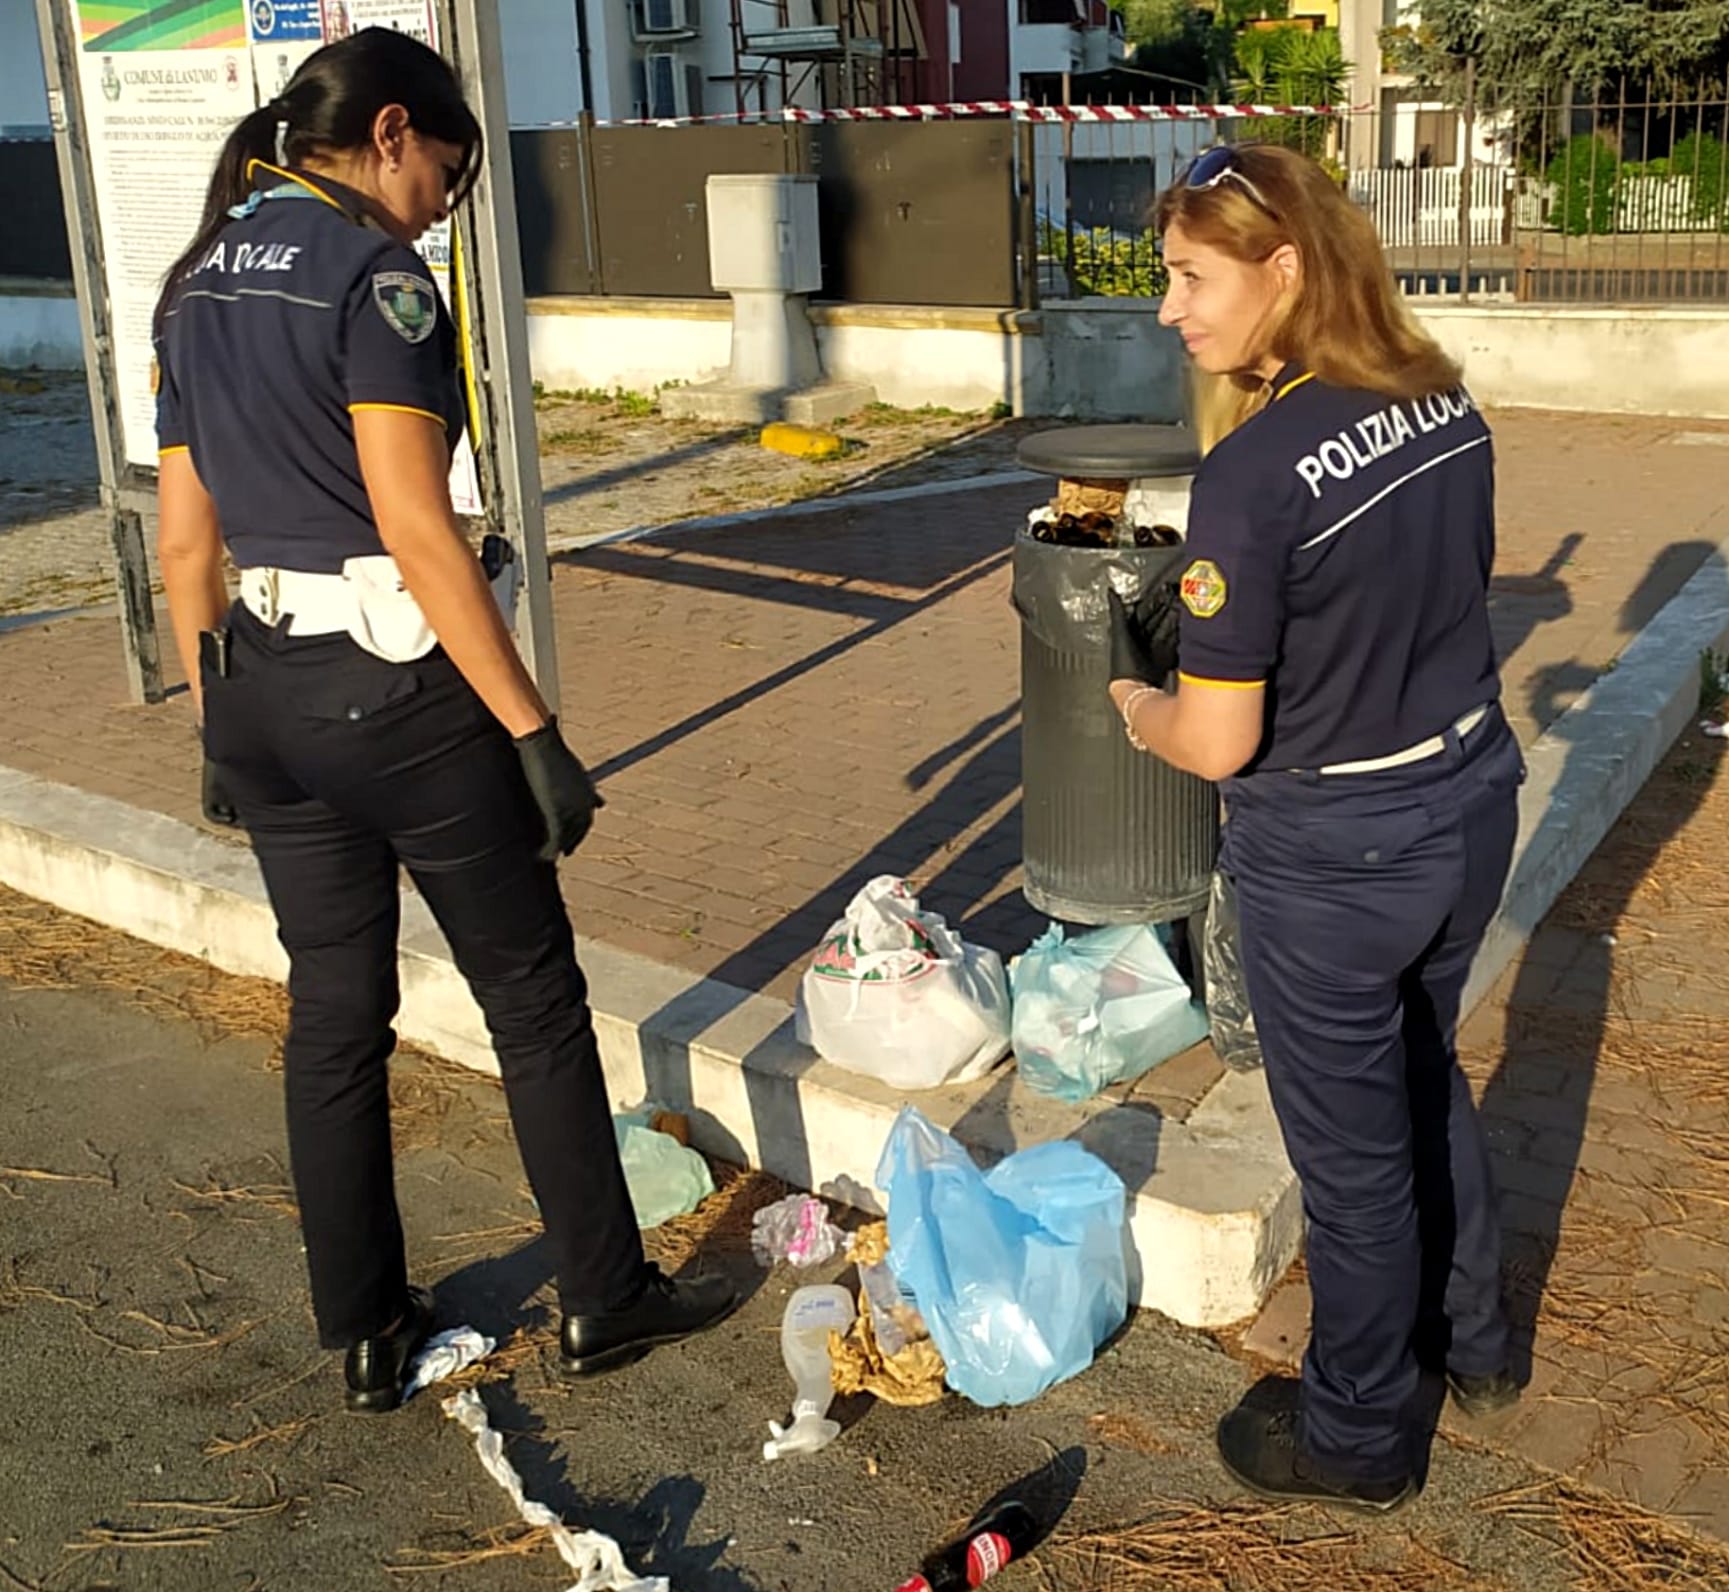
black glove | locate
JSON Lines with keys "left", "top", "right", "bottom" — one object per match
{"left": 201, "top": 756, "right": 242, "bottom": 828}
{"left": 514, "top": 717, "right": 606, "bottom": 860}
{"left": 1107, "top": 581, "right": 1182, "bottom": 689}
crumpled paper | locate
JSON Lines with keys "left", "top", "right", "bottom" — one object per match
{"left": 1050, "top": 477, "right": 1129, "bottom": 518}
{"left": 442, "top": 1388, "right": 668, "bottom": 1592}
{"left": 828, "top": 1301, "right": 946, "bottom": 1407}
{"left": 403, "top": 1326, "right": 496, "bottom": 1402}
{"left": 828, "top": 1221, "right": 946, "bottom": 1407}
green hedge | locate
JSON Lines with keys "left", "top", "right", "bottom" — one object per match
{"left": 1047, "top": 226, "right": 1169, "bottom": 298}
{"left": 1545, "top": 134, "right": 1618, "bottom": 236}
{"left": 1672, "top": 131, "right": 1729, "bottom": 230}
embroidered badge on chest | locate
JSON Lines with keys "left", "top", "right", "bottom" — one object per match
{"left": 1179, "top": 558, "right": 1228, "bottom": 618}
{"left": 373, "top": 271, "right": 438, "bottom": 344}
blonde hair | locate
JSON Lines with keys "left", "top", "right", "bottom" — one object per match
{"left": 1154, "top": 144, "right": 1461, "bottom": 452}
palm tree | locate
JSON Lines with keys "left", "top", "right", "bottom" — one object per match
{"left": 1231, "top": 24, "right": 1350, "bottom": 160}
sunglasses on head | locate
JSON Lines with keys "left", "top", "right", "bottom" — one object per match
{"left": 1182, "top": 146, "right": 1277, "bottom": 217}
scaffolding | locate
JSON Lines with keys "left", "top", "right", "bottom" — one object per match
{"left": 727, "top": 0, "right": 919, "bottom": 117}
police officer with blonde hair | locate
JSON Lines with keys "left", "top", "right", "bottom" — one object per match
{"left": 1109, "top": 143, "right": 1523, "bottom": 1510}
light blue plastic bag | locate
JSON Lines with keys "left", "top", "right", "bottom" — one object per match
{"left": 877, "top": 1106, "right": 1128, "bottom": 1408}
{"left": 1010, "top": 923, "right": 1210, "bottom": 1102}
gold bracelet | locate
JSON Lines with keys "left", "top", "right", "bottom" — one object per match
{"left": 1120, "top": 685, "right": 1159, "bottom": 753}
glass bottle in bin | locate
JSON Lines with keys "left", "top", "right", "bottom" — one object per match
{"left": 893, "top": 1501, "right": 1039, "bottom": 1590}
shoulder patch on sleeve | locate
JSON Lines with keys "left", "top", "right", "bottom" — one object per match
{"left": 371, "top": 271, "right": 439, "bottom": 344}
{"left": 1179, "top": 558, "right": 1228, "bottom": 618}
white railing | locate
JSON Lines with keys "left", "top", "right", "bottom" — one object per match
{"left": 1616, "top": 174, "right": 1718, "bottom": 232}
{"left": 1348, "top": 166, "right": 1510, "bottom": 247}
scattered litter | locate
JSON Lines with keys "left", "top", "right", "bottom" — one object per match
{"left": 830, "top": 1287, "right": 947, "bottom": 1408}
{"left": 764, "top": 1284, "right": 856, "bottom": 1461}
{"left": 794, "top": 876, "right": 1011, "bottom": 1091}
{"left": 1601, "top": 933, "right": 1619, "bottom": 947}
{"left": 1011, "top": 922, "right": 1209, "bottom": 1101}
{"left": 1703, "top": 719, "right": 1729, "bottom": 738}
{"left": 821, "top": 1173, "right": 880, "bottom": 1215}
{"left": 615, "top": 1109, "right": 714, "bottom": 1229}
{"left": 751, "top": 1193, "right": 845, "bottom": 1269}
{"left": 878, "top": 1107, "right": 1127, "bottom": 1407}
{"left": 788, "top": 1517, "right": 819, "bottom": 1527}
{"left": 403, "top": 1327, "right": 496, "bottom": 1402}
{"left": 441, "top": 1388, "right": 667, "bottom": 1592}
{"left": 897, "top": 1499, "right": 1038, "bottom": 1591}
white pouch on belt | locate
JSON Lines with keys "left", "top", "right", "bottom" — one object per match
{"left": 341, "top": 554, "right": 438, "bottom": 662}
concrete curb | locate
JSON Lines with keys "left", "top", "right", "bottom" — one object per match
{"left": 1463, "top": 542, "right": 1729, "bottom": 1012}
{"left": 0, "top": 760, "right": 1296, "bottom": 1329}
{"left": 544, "top": 470, "right": 1040, "bottom": 554}
{"left": 1, "top": 541, "right": 1722, "bottom": 1328}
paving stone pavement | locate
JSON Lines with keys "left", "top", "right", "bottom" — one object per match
{"left": 2, "top": 406, "right": 1726, "bottom": 1002}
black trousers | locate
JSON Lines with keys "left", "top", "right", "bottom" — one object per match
{"left": 204, "top": 601, "right": 646, "bottom": 1349}
{"left": 1223, "top": 709, "right": 1522, "bottom": 1480}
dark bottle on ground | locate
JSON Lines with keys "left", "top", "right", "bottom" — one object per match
{"left": 894, "top": 1500, "right": 1038, "bottom": 1590}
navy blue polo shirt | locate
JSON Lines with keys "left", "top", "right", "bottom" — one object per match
{"left": 155, "top": 165, "right": 465, "bottom": 574}
{"left": 1174, "top": 365, "right": 1500, "bottom": 776}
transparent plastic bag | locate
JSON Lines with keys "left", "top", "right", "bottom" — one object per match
{"left": 1203, "top": 868, "right": 1263, "bottom": 1072}
{"left": 876, "top": 1106, "right": 1128, "bottom": 1408}
{"left": 1009, "top": 923, "right": 1209, "bottom": 1102}
{"left": 613, "top": 1112, "right": 714, "bottom": 1230}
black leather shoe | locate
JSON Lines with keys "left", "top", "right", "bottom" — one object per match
{"left": 1217, "top": 1404, "right": 1415, "bottom": 1514}
{"left": 1447, "top": 1367, "right": 1522, "bottom": 1419}
{"left": 560, "top": 1266, "right": 738, "bottom": 1378}
{"left": 344, "top": 1286, "right": 435, "bottom": 1414}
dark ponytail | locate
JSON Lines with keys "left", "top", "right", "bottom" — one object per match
{"left": 153, "top": 28, "right": 482, "bottom": 336}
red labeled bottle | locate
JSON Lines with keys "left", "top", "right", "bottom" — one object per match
{"left": 894, "top": 1501, "right": 1038, "bottom": 1591}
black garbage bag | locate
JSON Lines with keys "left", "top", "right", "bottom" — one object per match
{"left": 1204, "top": 867, "right": 1263, "bottom": 1072}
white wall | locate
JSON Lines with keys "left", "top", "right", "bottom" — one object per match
{"left": 1, "top": 2, "right": 50, "bottom": 133}
{"left": 1416, "top": 305, "right": 1729, "bottom": 421}
{"left": 0, "top": 289, "right": 81, "bottom": 370}
{"left": 19, "top": 288, "right": 1729, "bottom": 422}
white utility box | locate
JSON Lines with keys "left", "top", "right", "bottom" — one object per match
{"left": 661, "top": 171, "right": 874, "bottom": 425}
{"left": 706, "top": 173, "right": 822, "bottom": 294}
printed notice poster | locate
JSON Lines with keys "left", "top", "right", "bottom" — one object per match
{"left": 71, "top": 0, "right": 256, "bottom": 467}
{"left": 74, "top": 0, "right": 482, "bottom": 512}
{"left": 246, "top": 0, "right": 323, "bottom": 104}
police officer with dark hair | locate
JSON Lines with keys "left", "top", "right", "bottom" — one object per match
{"left": 1111, "top": 143, "right": 1524, "bottom": 1510}
{"left": 154, "top": 28, "right": 734, "bottom": 1413}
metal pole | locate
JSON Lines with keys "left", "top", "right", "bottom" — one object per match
{"left": 1457, "top": 55, "right": 1476, "bottom": 303}
{"left": 572, "top": 0, "right": 596, "bottom": 117}
{"left": 1017, "top": 115, "right": 1039, "bottom": 311}
{"left": 32, "top": 0, "right": 163, "bottom": 705}
{"left": 1061, "top": 68, "right": 1076, "bottom": 298}
{"left": 440, "top": 0, "right": 562, "bottom": 714}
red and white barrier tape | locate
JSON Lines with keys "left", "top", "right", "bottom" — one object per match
{"left": 596, "top": 99, "right": 1337, "bottom": 127}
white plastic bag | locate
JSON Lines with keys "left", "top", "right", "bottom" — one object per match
{"left": 794, "top": 876, "right": 1012, "bottom": 1091}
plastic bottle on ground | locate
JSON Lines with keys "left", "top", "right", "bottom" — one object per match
{"left": 762, "top": 1284, "right": 856, "bottom": 1461}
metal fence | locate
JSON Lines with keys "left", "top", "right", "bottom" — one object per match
{"left": 1031, "top": 90, "right": 1729, "bottom": 306}
{"left": 511, "top": 115, "right": 1022, "bottom": 307}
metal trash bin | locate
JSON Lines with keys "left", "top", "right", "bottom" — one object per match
{"left": 1013, "top": 425, "right": 1219, "bottom": 925}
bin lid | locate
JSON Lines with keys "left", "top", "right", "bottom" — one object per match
{"left": 1016, "top": 424, "right": 1199, "bottom": 480}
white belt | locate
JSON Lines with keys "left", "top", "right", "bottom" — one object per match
{"left": 238, "top": 556, "right": 437, "bottom": 663}
{"left": 1315, "top": 704, "right": 1491, "bottom": 777}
